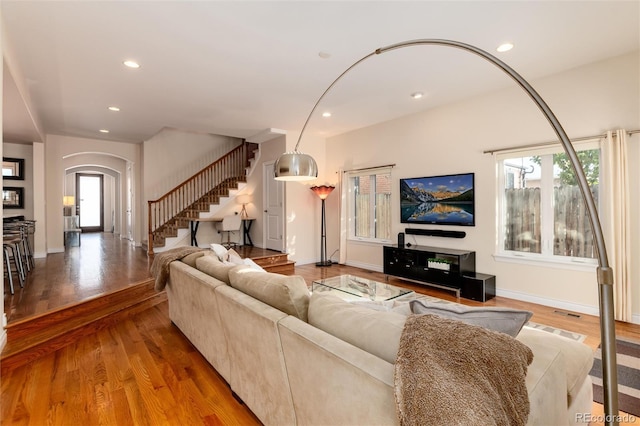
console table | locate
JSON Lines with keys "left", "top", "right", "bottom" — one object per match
{"left": 383, "top": 245, "right": 495, "bottom": 301}
{"left": 190, "top": 217, "right": 256, "bottom": 247}
{"left": 63, "top": 215, "right": 81, "bottom": 247}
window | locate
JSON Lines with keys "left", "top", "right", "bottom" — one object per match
{"left": 497, "top": 141, "right": 599, "bottom": 264}
{"left": 348, "top": 168, "right": 392, "bottom": 242}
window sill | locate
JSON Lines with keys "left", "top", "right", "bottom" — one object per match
{"left": 493, "top": 252, "right": 598, "bottom": 272}
{"left": 347, "top": 237, "right": 392, "bottom": 246}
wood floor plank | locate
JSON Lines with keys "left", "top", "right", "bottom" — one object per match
{"left": 128, "top": 353, "right": 172, "bottom": 425}
{"left": 25, "top": 353, "right": 54, "bottom": 426}
{"left": 109, "top": 386, "right": 134, "bottom": 426}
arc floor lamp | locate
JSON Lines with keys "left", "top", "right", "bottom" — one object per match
{"left": 273, "top": 39, "right": 618, "bottom": 423}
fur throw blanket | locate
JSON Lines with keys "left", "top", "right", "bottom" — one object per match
{"left": 394, "top": 314, "right": 533, "bottom": 426}
{"left": 150, "top": 246, "right": 206, "bottom": 291}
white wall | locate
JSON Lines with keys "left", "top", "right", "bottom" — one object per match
{"left": 253, "top": 136, "right": 285, "bottom": 250}
{"left": 323, "top": 51, "right": 640, "bottom": 320}
{"left": 143, "top": 128, "right": 241, "bottom": 201}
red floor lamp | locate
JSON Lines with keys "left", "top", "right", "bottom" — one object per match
{"left": 310, "top": 185, "right": 335, "bottom": 267}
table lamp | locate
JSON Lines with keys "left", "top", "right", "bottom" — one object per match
{"left": 236, "top": 194, "right": 252, "bottom": 219}
{"left": 63, "top": 195, "right": 75, "bottom": 216}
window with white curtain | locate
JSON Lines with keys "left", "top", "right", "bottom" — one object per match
{"left": 347, "top": 167, "right": 392, "bottom": 243}
{"left": 496, "top": 140, "right": 600, "bottom": 266}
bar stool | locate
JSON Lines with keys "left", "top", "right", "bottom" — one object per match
{"left": 23, "top": 220, "right": 36, "bottom": 269}
{"left": 4, "top": 222, "right": 30, "bottom": 274}
{"left": 3, "top": 234, "right": 25, "bottom": 294}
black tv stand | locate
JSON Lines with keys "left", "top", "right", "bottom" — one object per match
{"left": 383, "top": 245, "right": 495, "bottom": 301}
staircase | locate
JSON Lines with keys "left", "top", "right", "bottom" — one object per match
{"left": 255, "top": 252, "right": 296, "bottom": 274}
{"left": 147, "top": 141, "right": 259, "bottom": 254}
{"left": 235, "top": 247, "right": 296, "bottom": 275}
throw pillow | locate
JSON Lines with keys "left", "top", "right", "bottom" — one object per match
{"left": 210, "top": 243, "right": 229, "bottom": 261}
{"left": 409, "top": 299, "right": 532, "bottom": 337}
{"left": 228, "top": 267, "right": 310, "bottom": 322}
{"left": 308, "top": 293, "right": 407, "bottom": 364}
{"left": 243, "top": 257, "right": 266, "bottom": 272}
{"left": 227, "top": 248, "right": 244, "bottom": 265}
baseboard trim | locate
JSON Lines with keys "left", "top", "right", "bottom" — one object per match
{"left": 344, "top": 260, "right": 383, "bottom": 273}
{"left": 499, "top": 288, "right": 640, "bottom": 325}
{"left": 290, "top": 257, "right": 320, "bottom": 266}
{"left": 496, "top": 288, "right": 599, "bottom": 316}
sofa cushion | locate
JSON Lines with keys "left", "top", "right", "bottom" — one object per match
{"left": 228, "top": 267, "right": 310, "bottom": 322}
{"left": 181, "top": 250, "right": 207, "bottom": 268}
{"left": 196, "top": 255, "right": 239, "bottom": 285}
{"left": 517, "top": 326, "right": 593, "bottom": 399}
{"left": 410, "top": 299, "right": 532, "bottom": 337}
{"left": 351, "top": 299, "right": 413, "bottom": 316}
{"left": 308, "top": 293, "right": 407, "bottom": 364}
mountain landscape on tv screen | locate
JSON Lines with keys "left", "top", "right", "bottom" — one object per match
{"left": 400, "top": 175, "right": 475, "bottom": 225}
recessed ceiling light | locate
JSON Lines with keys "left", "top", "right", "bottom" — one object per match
{"left": 497, "top": 43, "right": 514, "bottom": 53}
{"left": 99, "top": 129, "right": 110, "bottom": 133}
{"left": 322, "top": 112, "right": 332, "bottom": 118}
{"left": 108, "top": 106, "right": 120, "bottom": 112}
{"left": 123, "top": 60, "right": 140, "bottom": 69}
{"left": 411, "top": 92, "right": 424, "bottom": 99}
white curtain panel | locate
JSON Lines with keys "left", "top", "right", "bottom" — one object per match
{"left": 601, "top": 129, "right": 632, "bottom": 322}
{"left": 338, "top": 169, "right": 348, "bottom": 264}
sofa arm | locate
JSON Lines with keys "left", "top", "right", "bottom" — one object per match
{"left": 278, "top": 316, "right": 398, "bottom": 426}
{"left": 518, "top": 327, "right": 593, "bottom": 400}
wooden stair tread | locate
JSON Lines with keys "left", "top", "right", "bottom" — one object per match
{"left": 251, "top": 254, "right": 290, "bottom": 265}
{"left": 262, "top": 261, "right": 296, "bottom": 275}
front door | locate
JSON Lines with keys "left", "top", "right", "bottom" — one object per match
{"left": 263, "top": 162, "right": 284, "bottom": 252}
{"left": 76, "top": 173, "right": 104, "bottom": 233}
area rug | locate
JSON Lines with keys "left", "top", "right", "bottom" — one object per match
{"left": 524, "top": 321, "right": 586, "bottom": 343}
{"left": 589, "top": 338, "right": 640, "bottom": 416}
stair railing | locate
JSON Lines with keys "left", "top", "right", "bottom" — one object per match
{"left": 147, "top": 141, "right": 250, "bottom": 255}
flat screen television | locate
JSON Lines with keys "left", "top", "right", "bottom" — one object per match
{"left": 400, "top": 172, "right": 475, "bottom": 226}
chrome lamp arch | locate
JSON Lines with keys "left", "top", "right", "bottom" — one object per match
{"left": 274, "top": 39, "right": 618, "bottom": 423}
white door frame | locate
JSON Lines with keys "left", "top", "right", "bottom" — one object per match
{"left": 263, "top": 161, "right": 285, "bottom": 252}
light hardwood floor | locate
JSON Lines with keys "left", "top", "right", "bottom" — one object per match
{"left": 2, "top": 236, "right": 639, "bottom": 425}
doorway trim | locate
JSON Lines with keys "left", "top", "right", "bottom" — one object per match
{"left": 76, "top": 173, "right": 104, "bottom": 232}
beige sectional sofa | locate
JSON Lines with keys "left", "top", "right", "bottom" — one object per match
{"left": 165, "top": 253, "right": 594, "bottom": 426}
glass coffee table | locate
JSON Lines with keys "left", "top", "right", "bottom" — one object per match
{"left": 312, "top": 274, "right": 414, "bottom": 302}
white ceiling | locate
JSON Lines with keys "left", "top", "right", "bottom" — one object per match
{"left": 2, "top": 1, "right": 639, "bottom": 144}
